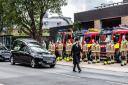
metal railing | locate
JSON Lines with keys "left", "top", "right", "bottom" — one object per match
{"left": 95, "top": 1, "right": 128, "bottom": 9}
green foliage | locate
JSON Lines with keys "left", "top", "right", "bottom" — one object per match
{"left": 1, "top": 0, "right": 67, "bottom": 42}
{"left": 73, "top": 21, "right": 82, "bottom": 31}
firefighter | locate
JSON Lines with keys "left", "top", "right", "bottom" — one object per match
{"left": 91, "top": 39, "right": 97, "bottom": 63}
{"left": 51, "top": 41, "right": 56, "bottom": 55}
{"left": 65, "top": 40, "right": 72, "bottom": 61}
{"left": 120, "top": 36, "right": 127, "bottom": 66}
{"left": 105, "top": 41, "right": 111, "bottom": 65}
{"left": 110, "top": 40, "right": 115, "bottom": 64}
{"left": 95, "top": 41, "right": 100, "bottom": 63}
{"left": 48, "top": 41, "right": 52, "bottom": 52}
{"left": 82, "top": 41, "right": 88, "bottom": 62}
{"left": 58, "top": 41, "right": 63, "bottom": 59}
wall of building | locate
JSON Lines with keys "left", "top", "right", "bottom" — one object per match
{"left": 121, "top": 16, "right": 128, "bottom": 25}
{"left": 74, "top": 4, "right": 128, "bottom": 22}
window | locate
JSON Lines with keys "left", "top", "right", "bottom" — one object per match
{"left": 85, "top": 36, "right": 91, "bottom": 44}
{"left": 125, "top": 33, "right": 128, "bottom": 41}
{"left": 113, "top": 34, "right": 119, "bottom": 43}
{"left": 13, "top": 40, "right": 23, "bottom": 51}
{"left": 20, "top": 45, "right": 30, "bottom": 53}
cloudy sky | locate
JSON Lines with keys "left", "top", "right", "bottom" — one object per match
{"left": 60, "top": 0, "right": 123, "bottom": 21}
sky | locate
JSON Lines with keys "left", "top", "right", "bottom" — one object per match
{"left": 58, "top": 0, "right": 123, "bottom": 21}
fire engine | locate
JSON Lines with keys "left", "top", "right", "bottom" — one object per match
{"left": 112, "top": 27, "right": 128, "bottom": 62}
{"left": 56, "top": 29, "right": 73, "bottom": 47}
{"left": 99, "top": 30, "right": 112, "bottom": 60}
{"left": 83, "top": 28, "right": 100, "bottom": 48}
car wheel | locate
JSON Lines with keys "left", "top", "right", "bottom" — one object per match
{"left": 31, "top": 59, "right": 37, "bottom": 68}
{"left": 10, "top": 56, "right": 15, "bottom": 65}
{"left": 50, "top": 64, "right": 55, "bottom": 68}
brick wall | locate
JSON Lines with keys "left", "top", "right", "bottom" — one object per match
{"left": 94, "top": 20, "right": 101, "bottom": 29}
{"left": 121, "top": 16, "right": 128, "bottom": 25}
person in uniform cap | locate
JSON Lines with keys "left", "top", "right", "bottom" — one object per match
{"left": 71, "top": 38, "right": 82, "bottom": 73}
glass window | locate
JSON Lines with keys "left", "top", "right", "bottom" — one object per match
{"left": 56, "top": 33, "right": 63, "bottom": 42}
{"left": 85, "top": 36, "right": 91, "bottom": 44}
{"left": 96, "top": 35, "right": 99, "bottom": 42}
{"left": 20, "top": 45, "right": 30, "bottom": 53}
{"left": 0, "top": 46, "right": 7, "bottom": 50}
{"left": 113, "top": 34, "right": 120, "bottom": 43}
{"left": 125, "top": 33, "right": 128, "bottom": 41}
{"left": 13, "top": 40, "right": 22, "bottom": 51}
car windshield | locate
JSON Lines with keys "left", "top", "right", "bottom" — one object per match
{"left": 113, "top": 34, "right": 120, "bottom": 43}
{"left": 0, "top": 46, "right": 7, "bottom": 50}
{"left": 27, "top": 42, "right": 49, "bottom": 53}
{"left": 27, "top": 42, "right": 41, "bottom": 47}
{"left": 100, "top": 34, "right": 111, "bottom": 44}
{"left": 56, "top": 33, "right": 63, "bottom": 42}
{"left": 85, "top": 36, "right": 91, "bottom": 44}
{"left": 30, "top": 46, "right": 50, "bottom": 54}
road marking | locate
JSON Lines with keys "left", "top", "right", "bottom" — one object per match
{"left": 0, "top": 84, "right": 4, "bottom": 85}
{"left": 106, "top": 81, "right": 128, "bottom": 85}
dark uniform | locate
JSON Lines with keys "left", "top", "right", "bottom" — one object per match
{"left": 71, "top": 40, "right": 82, "bottom": 73}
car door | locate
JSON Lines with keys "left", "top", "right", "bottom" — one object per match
{"left": 19, "top": 45, "right": 32, "bottom": 64}
{"left": 12, "top": 40, "right": 23, "bottom": 63}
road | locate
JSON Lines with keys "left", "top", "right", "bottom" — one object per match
{"left": 0, "top": 62, "right": 128, "bottom": 85}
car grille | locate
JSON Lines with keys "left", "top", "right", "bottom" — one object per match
{"left": 43, "top": 57, "right": 55, "bottom": 61}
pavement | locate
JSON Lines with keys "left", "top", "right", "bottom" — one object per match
{"left": 0, "top": 62, "right": 128, "bottom": 85}
{"left": 57, "top": 60, "right": 128, "bottom": 72}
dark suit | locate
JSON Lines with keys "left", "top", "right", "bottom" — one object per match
{"left": 71, "top": 43, "right": 82, "bottom": 71}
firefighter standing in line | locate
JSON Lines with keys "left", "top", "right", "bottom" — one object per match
{"left": 110, "top": 40, "right": 115, "bottom": 63}
{"left": 120, "top": 36, "right": 127, "bottom": 66}
{"left": 91, "top": 39, "right": 97, "bottom": 63}
{"left": 65, "top": 40, "right": 72, "bottom": 61}
{"left": 51, "top": 41, "right": 56, "bottom": 55}
{"left": 95, "top": 41, "right": 100, "bottom": 63}
{"left": 48, "top": 41, "right": 52, "bottom": 52}
{"left": 58, "top": 41, "right": 63, "bottom": 58}
{"left": 82, "top": 41, "right": 88, "bottom": 62}
{"left": 105, "top": 41, "right": 111, "bottom": 64}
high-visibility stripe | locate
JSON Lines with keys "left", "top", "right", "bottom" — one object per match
{"left": 114, "top": 43, "right": 119, "bottom": 48}
{"left": 87, "top": 44, "right": 92, "bottom": 47}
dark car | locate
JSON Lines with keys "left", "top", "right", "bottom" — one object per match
{"left": 10, "top": 39, "right": 56, "bottom": 68}
{"left": 0, "top": 45, "right": 11, "bottom": 61}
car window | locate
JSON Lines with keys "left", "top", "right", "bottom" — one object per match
{"left": 13, "top": 41, "right": 23, "bottom": 51}
{"left": 0, "top": 46, "right": 7, "bottom": 50}
{"left": 20, "top": 46, "right": 30, "bottom": 53}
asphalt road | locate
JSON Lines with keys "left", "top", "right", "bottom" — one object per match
{"left": 0, "top": 62, "right": 128, "bottom": 85}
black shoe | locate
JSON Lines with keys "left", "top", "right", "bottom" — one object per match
{"left": 73, "top": 70, "right": 77, "bottom": 72}
{"left": 78, "top": 70, "right": 81, "bottom": 73}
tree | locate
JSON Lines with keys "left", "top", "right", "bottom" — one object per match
{"left": 0, "top": 0, "right": 16, "bottom": 35}
{"left": 73, "top": 21, "right": 82, "bottom": 32}
{"left": 5, "top": 0, "right": 67, "bottom": 42}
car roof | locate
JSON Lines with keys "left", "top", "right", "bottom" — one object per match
{"left": 15, "top": 38, "right": 38, "bottom": 43}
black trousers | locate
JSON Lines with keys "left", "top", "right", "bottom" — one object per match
{"left": 73, "top": 63, "right": 81, "bottom": 71}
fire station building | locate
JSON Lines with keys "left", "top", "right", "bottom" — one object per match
{"left": 74, "top": 0, "right": 128, "bottom": 30}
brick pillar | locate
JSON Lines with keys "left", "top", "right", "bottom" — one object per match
{"left": 121, "top": 16, "right": 128, "bottom": 25}
{"left": 94, "top": 20, "right": 101, "bottom": 29}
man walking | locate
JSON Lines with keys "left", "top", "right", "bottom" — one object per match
{"left": 71, "top": 38, "right": 82, "bottom": 73}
